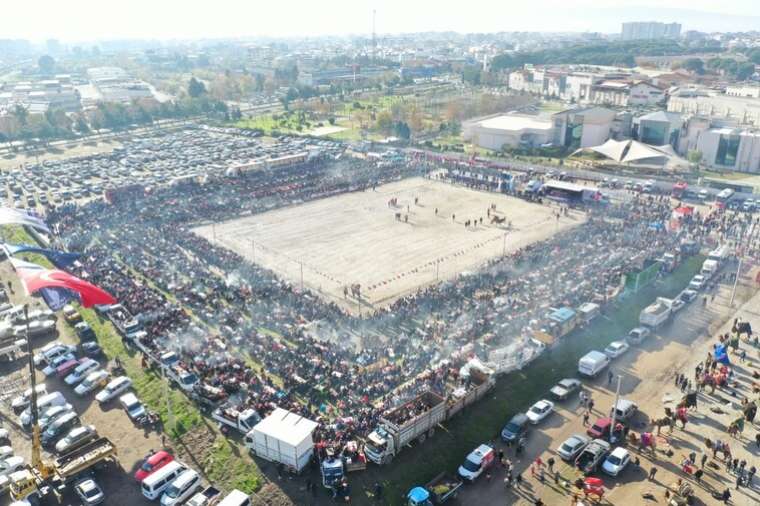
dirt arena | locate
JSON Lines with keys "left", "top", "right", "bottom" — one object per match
{"left": 194, "top": 177, "right": 584, "bottom": 314}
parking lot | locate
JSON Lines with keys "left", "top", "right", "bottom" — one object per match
{"left": 0, "top": 262, "right": 164, "bottom": 506}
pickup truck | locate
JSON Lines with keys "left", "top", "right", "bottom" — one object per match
{"left": 186, "top": 486, "right": 221, "bottom": 506}
{"left": 212, "top": 406, "right": 260, "bottom": 434}
{"left": 639, "top": 298, "right": 672, "bottom": 329}
{"left": 575, "top": 439, "right": 611, "bottom": 475}
{"left": 407, "top": 472, "right": 463, "bottom": 505}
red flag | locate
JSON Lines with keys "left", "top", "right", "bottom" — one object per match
{"left": 14, "top": 259, "right": 116, "bottom": 307}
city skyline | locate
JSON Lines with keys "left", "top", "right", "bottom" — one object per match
{"left": 5, "top": 0, "right": 759, "bottom": 43}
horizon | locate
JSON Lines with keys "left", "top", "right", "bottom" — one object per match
{"left": 5, "top": 0, "right": 759, "bottom": 43}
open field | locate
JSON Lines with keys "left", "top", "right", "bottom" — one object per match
{"left": 194, "top": 177, "right": 583, "bottom": 314}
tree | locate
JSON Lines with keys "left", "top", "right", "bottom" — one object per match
{"left": 681, "top": 58, "right": 704, "bottom": 75}
{"left": 12, "top": 104, "right": 29, "bottom": 128}
{"left": 736, "top": 62, "right": 756, "bottom": 81}
{"left": 687, "top": 150, "right": 703, "bottom": 169}
{"left": 38, "top": 55, "right": 55, "bottom": 74}
{"left": 75, "top": 115, "right": 90, "bottom": 134}
{"left": 188, "top": 77, "right": 206, "bottom": 98}
{"left": 749, "top": 48, "right": 760, "bottom": 65}
{"left": 394, "top": 121, "right": 410, "bottom": 140}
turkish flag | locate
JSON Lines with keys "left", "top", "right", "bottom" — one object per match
{"left": 13, "top": 259, "right": 116, "bottom": 308}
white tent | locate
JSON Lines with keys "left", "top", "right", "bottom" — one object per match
{"left": 574, "top": 139, "right": 689, "bottom": 170}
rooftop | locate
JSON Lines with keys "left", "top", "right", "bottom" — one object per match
{"left": 477, "top": 114, "right": 554, "bottom": 132}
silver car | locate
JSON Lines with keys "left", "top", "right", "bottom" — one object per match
{"left": 557, "top": 434, "right": 590, "bottom": 461}
{"left": 75, "top": 477, "right": 105, "bottom": 505}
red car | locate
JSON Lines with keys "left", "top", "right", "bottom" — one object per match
{"left": 56, "top": 358, "right": 82, "bottom": 378}
{"left": 134, "top": 450, "right": 174, "bottom": 482}
{"left": 586, "top": 417, "right": 625, "bottom": 440}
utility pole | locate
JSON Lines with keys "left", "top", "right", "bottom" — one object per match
{"left": 436, "top": 260, "right": 440, "bottom": 281}
{"left": 609, "top": 374, "right": 622, "bottom": 444}
{"left": 730, "top": 257, "right": 742, "bottom": 307}
{"left": 251, "top": 238, "right": 255, "bottom": 264}
{"left": 212, "top": 223, "right": 217, "bottom": 243}
{"left": 300, "top": 261, "right": 304, "bottom": 292}
{"left": 502, "top": 232, "right": 508, "bottom": 257}
{"left": 162, "top": 363, "right": 173, "bottom": 435}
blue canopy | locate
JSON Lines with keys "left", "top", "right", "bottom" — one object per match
{"left": 407, "top": 487, "right": 430, "bottom": 504}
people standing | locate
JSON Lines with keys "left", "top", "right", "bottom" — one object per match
{"left": 648, "top": 466, "right": 658, "bottom": 481}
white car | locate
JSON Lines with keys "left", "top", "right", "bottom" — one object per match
{"left": 0, "top": 456, "right": 25, "bottom": 477}
{"left": 64, "top": 359, "right": 100, "bottom": 385}
{"left": 34, "top": 343, "right": 75, "bottom": 367}
{"left": 627, "top": 327, "right": 651, "bottom": 344}
{"left": 679, "top": 289, "right": 698, "bottom": 303}
{"left": 95, "top": 376, "right": 132, "bottom": 403}
{"left": 10, "top": 384, "right": 47, "bottom": 412}
{"left": 526, "top": 399, "right": 554, "bottom": 424}
{"left": 119, "top": 393, "right": 146, "bottom": 421}
{"left": 689, "top": 275, "right": 706, "bottom": 290}
{"left": 75, "top": 370, "right": 110, "bottom": 396}
{"left": 0, "top": 446, "right": 13, "bottom": 461}
{"left": 550, "top": 378, "right": 582, "bottom": 400}
{"left": 603, "top": 340, "right": 630, "bottom": 359}
{"left": 602, "top": 447, "right": 630, "bottom": 476}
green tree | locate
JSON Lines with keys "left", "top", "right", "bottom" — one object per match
{"left": 736, "top": 62, "right": 756, "bottom": 81}
{"left": 38, "top": 54, "right": 55, "bottom": 74}
{"left": 394, "top": 121, "right": 411, "bottom": 140}
{"left": 681, "top": 58, "right": 704, "bottom": 74}
{"left": 749, "top": 48, "right": 760, "bottom": 65}
{"left": 188, "top": 77, "right": 206, "bottom": 98}
{"left": 75, "top": 115, "right": 90, "bottom": 134}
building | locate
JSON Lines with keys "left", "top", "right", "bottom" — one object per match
{"left": 668, "top": 94, "right": 760, "bottom": 126}
{"left": 634, "top": 111, "right": 682, "bottom": 147}
{"left": 552, "top": 107, "right": 618, "bottom": 149}
{"left": 86, "top": 66, "right": 154, "bottom": 104}
{"left": 725, "top": 84, "right": 760, "bottom": 99}
{"left": 0, "top": 78, "right": 80, "bottom": 113}
{"left": 621, "top": 22, "right": 682, "bottom": 41}
{"left": 463, "top": 113, "right": 555, "bottom": 151}
{"left": 679, "top": 119, "right": 760, "bottom": 173}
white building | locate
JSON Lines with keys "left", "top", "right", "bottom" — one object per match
{"left": 463, "top": 113, "right": 555, "bottom": 151}
{"left": 621, "top": 22, "right": 681, "bottom": 40}
{"left": 679, "top": 119, "right": 760, "bottom": 173}
{"left": 668, "top": 94, "right": 760, "bottom": 126}
{"left": 552, "top": 107, "right": 618, "bottom": 149}
{"left": 725, "top": 84, "right": 760, "bottom": 99}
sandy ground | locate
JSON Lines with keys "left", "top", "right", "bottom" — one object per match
{"left": 451, "top": 264, "right": 760, "bottom": 506}
{"left": 0, "top": 262, "right": 164, "bottom": 506}
{"left": 194, "top": 178, "right": 583, "bottom": 314}
{"left": 0, "top": 139, "right": 121, "bottom": 171}
{"left": 309, "top": 125, "right": 347, "bottom": 136}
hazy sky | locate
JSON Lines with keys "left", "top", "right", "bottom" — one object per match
{"left": 7, "top": 0, "right": 759, "bottom": 41}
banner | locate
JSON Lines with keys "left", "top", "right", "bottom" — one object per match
{"left": 11, "top": 258, "right": 116, "bottom": 310}
{"left": 3, "top": 243, "right": 80, "bottom": 269}
{"left": 0, "top": 207, "right": 50, "bottom": 233}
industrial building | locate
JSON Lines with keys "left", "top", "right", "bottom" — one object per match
{"left": 621, "top": 21, "right": 681, "bottom": 41}
{"left": 552, "top": 107, "right": 619, "bottom": 149}
{"left": 462, "top": 114, "right": 555, "bottom": 151}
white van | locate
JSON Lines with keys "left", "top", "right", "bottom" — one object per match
{"left": 141, "top": 461, "right": 187, "bottom": 500}
{"left": 578, "top": 351, "right": 610, "bottom": 378}
{"left": 218, "top": 490, "right": 251, "bottom": 506}
{"left": 20, "top": 392, "right": 66, "bottom": 427}
{"left": 160, "top": 469, "right": 201, "bottom": 506}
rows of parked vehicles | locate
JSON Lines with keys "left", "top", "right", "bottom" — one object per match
{"left": 417, "top": 252, "right": 721, "bottom": 503}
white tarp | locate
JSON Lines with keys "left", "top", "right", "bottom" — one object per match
{"left": 0, "top": 207, "right": 50, "bottom": 233}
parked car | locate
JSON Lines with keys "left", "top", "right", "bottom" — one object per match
{"left": 525, "top": 400, "right": 554, "bottom": 424}
{"left": 549, "top": 378, "right": 582, "bottom": 401}
{"left": 135, "top": 450, "right": 175, "bottom": 483}
{"left": 75, "top": 322, "right": 96, "bottom": 340}
{"left": 501, "top": 413, "right": 530, "bottom": 443}
{"left": 41, "top": 412, "right": 80, "bottom": 447}
{"left": 457, "top": 444, "right": 495, "bottom": 481}
{"left": 81, "top": 341, "right": 102, "bottom": 357}
{"left": 64, "top": 358, "right": 100, "bottom": 385}
{"left": 679, "top": 289, "right": 698, "bottom": 303}
{"left": 120, "top": 393, "right": 146, "bottom": 421}
{"left": 55, "top": 425, "right": 97, "bottom": 455}
{"left": 626, "top": 327, "right": 651, "bottom": 345}
{"left": 603, "top": 341, "right": 629, "bottom": 359}
{"left": 601, "top": 447, "right": 630, "bottom": 476}
{"left": 0, "top": 456, "right": 25, "bottom": 478}
{"left": 42, "top": 353, "right": 77, "bottom": 377}
{"left": 75, "top": 370, "right": 110, "bottom": 396}
{"left": 95, "top": 376, "right": 132, "bottom": 403}
{"left": 689, "top": 275, "right": 706, "bottom": 291}
{"left": 557, "top": 434, "right": 590, "bottom": 461}
{"left": 75, "top": 477, "right": 105, "bottom": 505}
{"left": 610, "top": 399, "right": 638, "bottom": 422}
{"left": 10, "top": 385, "right": 47, "bottom": 413}
{"left": 161, "top": 469, "right": 202, "bottom": 506}
{"left": 39, "top": 404, "right": 75, "bottom": 432}
{"left": 575, "top": 439, "right": 611, "bottom": 474}
{"left": 586, "top": 417, "right": 626, "bottom": 441}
